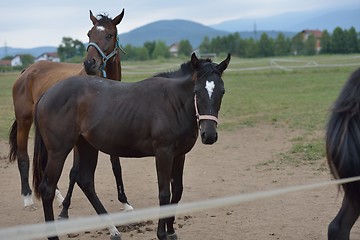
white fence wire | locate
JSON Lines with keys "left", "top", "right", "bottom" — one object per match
{"left": 1, "top": 176, "right": 360, "bottom": 240}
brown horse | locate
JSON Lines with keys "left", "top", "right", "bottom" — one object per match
{"left": 32, "top": 53, "right": 231, "bottom": 240}
{"left": 8, "top": 9, "right": 131, "bottom": 212}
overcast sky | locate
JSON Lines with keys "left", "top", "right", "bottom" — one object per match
{"left": 1, "top": 0, "right": 359, "bottom": 48}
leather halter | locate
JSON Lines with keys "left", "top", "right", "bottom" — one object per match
{"left": 86, "top": 37, "right": 125, "bottom": 78}
{"left": 194, "top": 95, "right": 219, "bottom": 127}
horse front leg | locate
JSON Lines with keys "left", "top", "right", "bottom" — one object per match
{"left": 76, "top": 139, "right": 121, "bottom": 240}
{"left": 166, "top": 155, "right": 185, "bottom": 240}
{"left": 155, "top": 150, "right": 174, "bottom": 240}
{"left": 328, "top": 195, "right": 360, "bottom": 240}
{"left": 110, "top": 155, "right": 133, "bottom": 211}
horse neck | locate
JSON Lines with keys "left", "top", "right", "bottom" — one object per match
{"left": 105, "top": 54, "right": 121, "bottom": 81}
{"left": 172, "top": 77, "right": 197, "bottom": 121}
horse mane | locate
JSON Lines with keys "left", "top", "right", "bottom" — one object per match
{"left": 96, "top": 13, "right": 113, "bottom": 25}
{"left": 332, "top": 68, "right": 360, "bottom": 116}
{"left": 154, "top": 58, "right": 220, "bottom": 78}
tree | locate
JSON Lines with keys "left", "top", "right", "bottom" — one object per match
{"left": 178, "top": 40, "right": 193, "bottom": 56}
{"left": 244, "top": 38, "right": 258, "bottom": 58}
{"left": 291, "top": 33, "right": 304, "bottom": 55}
{"left": 152, "top": 41, "right": 170, "bottom": 59}
{"left": 331, "top": 27, "right": 346, "bottom": 53}
{"left": 274, "top": 33, "right": 290, "bottom": 56}
{"left": 320, "top": 30, "right": 331, "bottom": 54}
{"left": 199, "top": 36, "right": 211, "bottom": 53}
{"left": 304, "top": 34, "right": 316, "bottom": 55}
{"left": 258, "top": 33, "right": 274, "bottom": 57}
{"left": 58, "top": 37, "right": 86, "bottom": 62}
{"left": 135, "top": 47, "right": 150, "bottom": 61}
{"left": 21, "top": 54, "right": 35, "bottom": 67}
{"left": 346, "top": 27, "right": 359, "bottom": 53}
{"left": 144, "top": 41, "right": 156, "bottom": 58}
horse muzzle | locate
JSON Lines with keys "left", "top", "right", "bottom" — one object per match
{"left": 83, "top": 58, "right": 99, "bottom": 75}
{"left": 199, "top": 120, "right": 218, "bottom": 145}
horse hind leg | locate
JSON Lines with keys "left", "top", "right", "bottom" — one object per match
{"left": 328, "top": 195, "right": 360, "bottom": 240}
{"left": 110, "top": 155, "right": 134, "bottom": 211}
{"left": 14, "top": 118, "right": 36, "bottom": 210}
{"left": 59, "top": 148, "right": 81, "bottom": 219}
{"left": 76, "top": 138, "right": 121, "bottom": 240}
{"left": 39, "top": 152, "right": 69, "bottom": 240}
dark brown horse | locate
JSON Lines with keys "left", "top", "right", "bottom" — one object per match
{"left": 32, "top": 53, "right": 231, "bottom": 240}
{"left": 326, "top": 67, "right": 360, "bottom": 240}
{"left": 8, "top": 9, "right": 131, "bottom": 212}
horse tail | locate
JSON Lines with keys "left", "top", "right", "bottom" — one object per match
{"left": 326, "top": 67, "right": 360, "bottom": 207}
{"left": 32, "top": 101, "right": 47, "bottom": 199}
{"left": 8, "top": 120, "right": 18, "bottom": 162}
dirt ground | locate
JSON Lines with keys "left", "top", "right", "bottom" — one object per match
{"left": 1, "top": 125, "right": 359, "bottom": 240}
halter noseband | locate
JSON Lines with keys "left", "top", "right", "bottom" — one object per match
{"left": 86, "top": 37, "right": 126, "bottom": 78}
{"left": 194, "top": 95, "right": 219, "bottom": 127}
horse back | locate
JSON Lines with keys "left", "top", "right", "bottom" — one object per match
{"left": 12, "top": 61, "right": 84, "bottom": 105}
{"left": 37, "top": 75, "right": 198, "bottom": 157}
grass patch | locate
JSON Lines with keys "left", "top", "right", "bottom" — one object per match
{"left": 0, "top": 55, "right": 358, "bottom": 167}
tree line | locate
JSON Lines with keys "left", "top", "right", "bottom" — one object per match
{"left": 1, "top": 26, "right": 359, "bottom": 72}
{"left": 121, "top": 26, "right": 360, "bottom": 60}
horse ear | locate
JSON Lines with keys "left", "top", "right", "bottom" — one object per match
{"left": 89, "top": 10, "right": 97, "bottom": 25}
{"left": 217, "top": 53, "right": 231, "bottom": 73}
{"left": 112, "top": 8, "right": 125, "bottom": 25}
{"left": 190, "top": 52, "right": 199, "bottom": 69}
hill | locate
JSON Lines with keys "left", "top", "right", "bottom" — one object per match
{"left": 0, "top": 46, "right": 57, "bottom": 60}
{"left": 119, "top": 19, "right": 229, "bottom": 48}
{"left": 211, "top": 8, "right": 360, "bottom": 32}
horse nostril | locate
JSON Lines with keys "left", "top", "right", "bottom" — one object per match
{"left": 201, "top": 132, "right": 206, "bottom": 140}
{"left": 84, "top": 59, "right": 96, "bottom": 68}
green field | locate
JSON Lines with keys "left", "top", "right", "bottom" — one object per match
{"left": 1, "top": 55, "right": 359, "bottom": 164}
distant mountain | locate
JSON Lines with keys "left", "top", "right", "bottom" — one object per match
{"left": 0, "top": 46, "right": 57, "bottom": 60}
{"left": 287, "top": 9, "right": 360, "bottom": 31}
{"left": 3, "top": 8, "right": 359, "bottom": 58}
{"left": 119, "top": 19, "right": 229, "bottom": 48}
{"left": 212, "top": 8, "right": 360, "bottom": 32}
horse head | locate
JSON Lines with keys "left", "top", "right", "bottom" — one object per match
{"left": 192, "top": 53, "right": 231, "bottom": 144}
{"left": 84, "top": 9, "right": 124, "bottom": 76}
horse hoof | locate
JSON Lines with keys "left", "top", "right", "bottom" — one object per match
{"left": 123, "top": 203, "right": 134, "bottom": 211}
{"left": 110, "top": 234, "right": 121, "bottom": 240}
{"left": 167, "top": 233, "right": 178, "bottom": 240}
{"left": 58, "top": 215, "right": 69, "bottom": 220}
{"left": 24, "top": 204, "right": 37, "bottom": 211}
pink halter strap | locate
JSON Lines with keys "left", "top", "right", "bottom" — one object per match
{"left": 194, "top": 95, "right": 219, "bottom": 125}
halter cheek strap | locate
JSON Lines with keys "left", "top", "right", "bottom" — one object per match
{"left": 87, "top": 37, "right": 126, "bottom": 78}
{"left": 194, "top": 95, "right": 219, "bottom": 126}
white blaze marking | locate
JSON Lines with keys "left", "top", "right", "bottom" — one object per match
{"left": 205, "top": 80, "right": 215, "bottom": 99}
{"left": 96, "top": 26, "right": 105, "bottom": 31}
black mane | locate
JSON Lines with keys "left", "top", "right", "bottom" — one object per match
{"left": 96, "top": 13, "right": 112, "bottom": 25}
{"left": 154, "top": 58, "right": 220, "bottom": 78}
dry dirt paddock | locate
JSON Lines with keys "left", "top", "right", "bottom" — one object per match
{"left": 1, "top": 125, "right": 360, "bottom": 240}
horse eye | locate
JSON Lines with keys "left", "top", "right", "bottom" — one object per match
{"left": 107, "top": 34, "right": 113, "bottom": 39}
{"left": 87, "top": 31, "right": 91, "bottom": 37}
{"left": 222, "top": 89, "right": 226, "bottom": 95}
